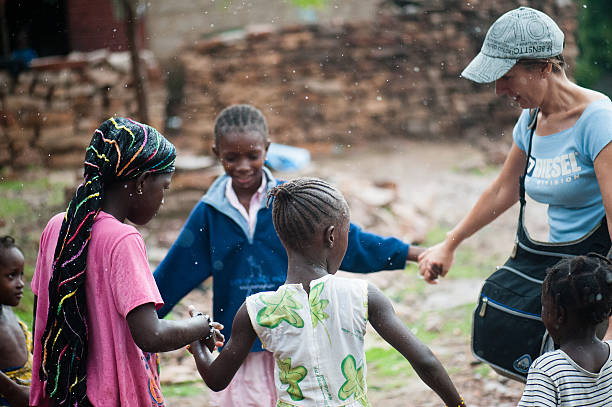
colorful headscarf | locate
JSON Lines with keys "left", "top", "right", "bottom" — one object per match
{"left": 39, "top": 117, "right": 176, "bottom": 406}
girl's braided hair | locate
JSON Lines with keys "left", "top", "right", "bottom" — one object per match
{"left": 213, "top": 104, "right": 269, "bottom": 146}
{"left": 544, "top": 253, "right": 612, "bottom": 326}
{"left": 267, "top": 177, "right": 348, "bottom": 251}
{"left": 40, "top": 117, "right": 176, "bottom": 406}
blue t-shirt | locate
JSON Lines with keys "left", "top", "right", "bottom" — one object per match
{"left": 513, "top": 98, "right": 612, "bottom": 242}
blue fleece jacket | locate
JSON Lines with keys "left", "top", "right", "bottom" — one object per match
{"left": 154, "top": 168, "right": 410, "bottom": 352}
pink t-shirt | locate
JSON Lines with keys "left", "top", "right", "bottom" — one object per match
{"left": 30, "top": 212, "right": 165, "bottom": 407}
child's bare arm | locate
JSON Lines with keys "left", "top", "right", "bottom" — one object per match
{"left": 190, "top": 303, "right": 257, "bottom": 391}
{"left": 0, "top": 371, "right": 29, "bottom": 407}
{"left": 367, "top": 283, "right": 466, "bottom": 407}
{"left": 126, "top": 302, "right": 212, "bottom": 352}
{"left": 407, "top": 245, "right": 426, "bottom": 262}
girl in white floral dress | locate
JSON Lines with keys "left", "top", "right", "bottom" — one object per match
{"left": 188, "top": 177, "right": 466, "bottom": 407}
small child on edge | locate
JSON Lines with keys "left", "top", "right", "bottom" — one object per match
{"left": 0, "top": 236, "right": 31, "bottom": 407}
{"left": 187, "top": 178, "right": 466, "bottom": 406}
{"left": 518, "top": 254, "right": 612, "bottom": 406}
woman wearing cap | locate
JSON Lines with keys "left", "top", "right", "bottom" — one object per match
{"left": 418, "top": 7, "right": 612, "bottom": 330}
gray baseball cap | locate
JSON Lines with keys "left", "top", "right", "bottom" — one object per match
{"left": 461, "top": 7, "right": 564, "bottom": 83}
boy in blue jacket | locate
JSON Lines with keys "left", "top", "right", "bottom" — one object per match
{"left": 154, "top": 104, "right": 424, "bottom": 406}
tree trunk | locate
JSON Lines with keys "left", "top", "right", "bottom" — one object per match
{"left": 122, "top": 0, "right": 149, "bottom": 123}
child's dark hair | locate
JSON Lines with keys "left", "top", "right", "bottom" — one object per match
{"left": 213, "top": 104, "right": 269, "bottom": 146}
{"left": 267, "top": 177, "right": 348, "bottom": 251}
{"left": 0, "top": 235, "right": 17, "bottom": 250}
{"left": 544, "top": 254, "right": 612, "bottom": 325}
{"left": 0, "top": 236, "right": 19, "bottom": 265}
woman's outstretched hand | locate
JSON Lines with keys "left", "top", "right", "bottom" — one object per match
{"left": 417, "top": 241, "right": 454, "bottom": 284}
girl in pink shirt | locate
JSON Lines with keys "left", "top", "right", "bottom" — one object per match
{"left": 30, "top": 118, "right": 221, "bottom": 407}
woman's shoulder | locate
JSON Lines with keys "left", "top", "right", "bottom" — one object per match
{"left": 574, "top": 98, "right": 612, "bottom": 144}
{"left": 572, "top": 93, "right": 612, "bottom": 122}
{"left": 512, "top": 109, "right": 534, "bottom": 146}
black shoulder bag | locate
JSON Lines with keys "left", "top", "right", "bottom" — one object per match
{"left": 470, "top": 108, "right": 612, "bottom": 382}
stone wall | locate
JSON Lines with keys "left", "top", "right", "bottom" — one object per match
{"left": 176, "top": 0, "right": 577, "bottom": 152}
{"left": 0, "top": 1, "right": 578, "bottom": 169}
{"left": 0, "top": 50, "right": 166, "bottom": 169}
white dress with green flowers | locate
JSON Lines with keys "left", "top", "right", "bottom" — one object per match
{"left": 245, "top": 274, "right": 371, "bottom": 407}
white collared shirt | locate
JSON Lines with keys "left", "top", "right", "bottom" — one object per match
{"left": 225, "top": 174, "right": 267, "bottom": 236}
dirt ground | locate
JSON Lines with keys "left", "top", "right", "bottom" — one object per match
{"left": 133, "top": 137, "right": 552, "bottom": 407}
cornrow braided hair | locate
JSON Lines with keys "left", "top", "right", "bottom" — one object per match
{"left": 544, "top": 253, "right": 612, "bottom": 326}
{"left": 267, "top": 177, "right": 348, "bottom": 251}
{"left": 213, "top": 104, "right": 269, "bottom": 146}
{"left": 40, "top": 117, "right": 176, "bottom": 406}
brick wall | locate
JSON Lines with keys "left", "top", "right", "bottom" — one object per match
{"left": 0, "top": 50, "right": 165, "bottom": 169}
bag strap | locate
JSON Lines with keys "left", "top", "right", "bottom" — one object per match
{"left": 519, "top": 108, "right": 539, "bottom": 207}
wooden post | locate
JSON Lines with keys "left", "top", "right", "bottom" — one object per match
{"left": 122, "top": 0, "right": 149, "bottom": 123}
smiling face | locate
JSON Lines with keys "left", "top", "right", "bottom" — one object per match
{"left": 0, "top": 247, "right": 25, "bottom": 307}
{"left": 128, "top": 172, "right": 173, "bottom": 225}
{"left": 213, "top": 131, "right": 269, "bottom": 198}
{"left": 495, "top": 63, "right": 549, "bottom": 109}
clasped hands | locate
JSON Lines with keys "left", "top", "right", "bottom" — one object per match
{"left": 417, "top": 242, "right": 453, "bottom": 284}
{"left": 186, "top": 305, "right": 225, "bottom": 353}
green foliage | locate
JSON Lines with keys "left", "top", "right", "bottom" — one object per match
{"left": 575, "top": 0, "right": 612, "bottom": 88}
{"left": 289, "top": 0, "right": 327, "bottom": 8}
{"left": 366, "top": 347, "right": 413, "bottom": 379}
{"left": 474, "top": 363, "right": 491, "bottom": 378}
{"left": 161, "top": 383, "right": 204, "bottom": 397}
{"left": 0, "top": 177, "right": 67, "bottom": 223}
{"left": 1, "top": 174, "right": 70, "bottom": 330}
{"left": 366, "top": 303, "right": 474, "bottom": 391}
{"left": 421, "top": 224, "right": 502, "bottom": 280}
